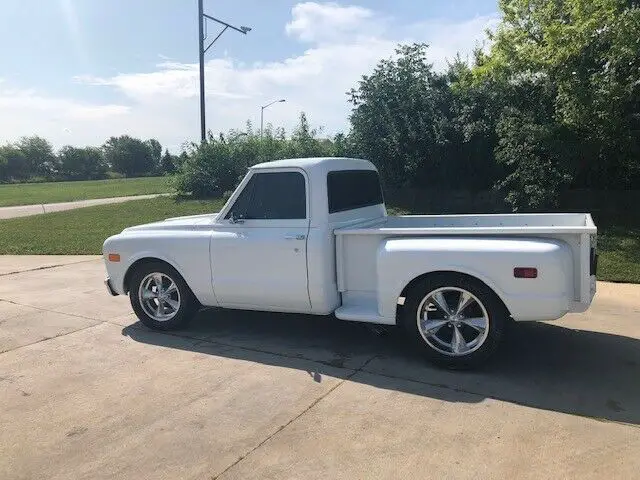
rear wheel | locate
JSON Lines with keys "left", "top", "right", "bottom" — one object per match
{"left": 129, "top": 262, "right": 198, "bottom": 331}
{"left": 401, "top": 273, "right": 507, "bottom": 369}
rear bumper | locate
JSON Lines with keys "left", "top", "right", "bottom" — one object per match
{"left": 508, "top": 295, "right": 571, "bottom": 321}
{"left": 105, "top": 277, "right": 119, "bottom": 296}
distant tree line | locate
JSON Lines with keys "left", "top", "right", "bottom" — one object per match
{"left": 0, "top": 135, "right": 184, "bottom": 183}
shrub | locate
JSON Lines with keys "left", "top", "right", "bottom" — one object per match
{"left": 174, "top": 141, "right": 244, "bottom": 198}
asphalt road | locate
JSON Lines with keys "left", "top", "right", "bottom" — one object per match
{"left": 1, "top": 256, "right": 639, "bottom": 479}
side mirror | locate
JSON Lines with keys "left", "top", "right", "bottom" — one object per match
{"left": 229, "top": 211, "right": 245, "bottom": 224}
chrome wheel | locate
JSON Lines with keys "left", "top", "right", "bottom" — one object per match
{"left": 416, "top": 287, "right": 490, "bottom": 357}
{"left": 138, "top": 272, "right": 181, "bottom": 322}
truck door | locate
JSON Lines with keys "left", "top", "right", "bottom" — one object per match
{"left": 210, "top": 169, "right": 311, "bottom": 311}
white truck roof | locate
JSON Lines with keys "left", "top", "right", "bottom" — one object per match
{"left": 250, "top": 157, "right": 376, "bottom": 175}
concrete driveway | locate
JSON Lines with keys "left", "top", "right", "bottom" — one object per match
{"left": 1, "top": 256, "right": 639, "bottom": 479}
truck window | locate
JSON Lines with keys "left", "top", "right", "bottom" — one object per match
{"left": 226, "top": 171, "right": 306, "bottom": 220}
{"left": 327, "top": 170, "right": 383, "bottom": 213}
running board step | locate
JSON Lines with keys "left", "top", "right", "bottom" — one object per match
{"left": 334, "top": 304, "right": 392, "bottom": 324}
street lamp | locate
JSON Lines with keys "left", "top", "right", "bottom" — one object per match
{"left": 198, "top": 0, "right": 251, "bottom": 143}
{"left": 260, "top": 99, "right": 286, "bottom": 139}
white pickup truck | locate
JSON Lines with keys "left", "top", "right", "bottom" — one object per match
{"left": 103, "top": 157, "right": 598, "bottom": 368}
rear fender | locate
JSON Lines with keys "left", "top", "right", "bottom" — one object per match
{"left": 376, "top": 237, "right": 574, "bottom": 323}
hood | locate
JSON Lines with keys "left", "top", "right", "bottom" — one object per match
{"left": 122, "top": 212, "right": 220, "bottom": 233}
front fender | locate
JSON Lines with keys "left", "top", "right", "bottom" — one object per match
{"left": 102, "top": 232, "right": 216, "bottom": 306}
{"left": 377, "top": 237, "right": 574, "bottom": 323}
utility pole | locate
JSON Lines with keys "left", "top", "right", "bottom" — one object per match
{"left": 198, "top": 1, "right": 251, "bottom": 143}
{"left": 198, "top": 0, "right": 206, "bottom": 143}
{"left": 260, "top": 99, "right": 286, "bottom": 139}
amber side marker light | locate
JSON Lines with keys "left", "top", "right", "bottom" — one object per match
{"left": 108, "top": 253, "right": 121, "bottom": 262}
{"left": 514, "top": 267, "right": 537, "bottom": 278}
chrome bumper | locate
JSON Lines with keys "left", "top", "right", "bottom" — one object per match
{"left": 105, "top": 277, "right": 118, "bottom": 296}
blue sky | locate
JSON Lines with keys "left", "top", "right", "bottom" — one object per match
{"left": 0, "top": 1, "right": 498, "bottom": 151}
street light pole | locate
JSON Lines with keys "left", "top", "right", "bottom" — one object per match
{"left": 260, "top": 99, "right": 286, "bottom": 139}
{"left": 198, "top": 2, "right": 251, "bottom": 143}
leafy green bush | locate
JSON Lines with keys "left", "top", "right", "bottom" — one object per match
{"left": 174, "top": 113, "right": 339, "bottom": 198}
{"left": 174, "top": 141, "right": 243, "bottom": 198}
{"left": 105, "top": 171, "right": 125, "bottom": 180}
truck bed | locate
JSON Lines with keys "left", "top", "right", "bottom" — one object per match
{"left": 334, "top": 213, "right": 597, "bottom": 324}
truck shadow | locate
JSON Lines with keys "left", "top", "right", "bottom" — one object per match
{"left": 122, "top": 308, "right": 640, "bottom": 425}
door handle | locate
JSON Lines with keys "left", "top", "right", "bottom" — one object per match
{"left": 285, "top": 234, "right": 306, "bottom": 240}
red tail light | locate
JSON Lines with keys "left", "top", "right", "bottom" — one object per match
{"left": 514, "top": 267, "right": 537, "bottom": 278}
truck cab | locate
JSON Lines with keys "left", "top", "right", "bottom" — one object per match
{"left": 208, "top": 157, "right": 385, "bottom": 315}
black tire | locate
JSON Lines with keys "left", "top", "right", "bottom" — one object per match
{"left": 401, "top": 273, "right": 508, "bottom": 370}
{"left": 129, "top": 261, "right": 198, "bottom": 331}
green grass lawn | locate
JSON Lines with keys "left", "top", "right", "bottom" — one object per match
{"left": 0, "top": 176, "right": 174, "bottom": 207}
{"left": 0, "top": 196, "right": 637, "bottom": 283}
{"left": 595, "top": 226, "right": 640, "bottom": 283}
{"left": 0, "top": 197, "right": 224, "bottom": 255}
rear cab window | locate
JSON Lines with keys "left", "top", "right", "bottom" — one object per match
{"left": 327, "top": 170, "right": 384, "bottom": 213}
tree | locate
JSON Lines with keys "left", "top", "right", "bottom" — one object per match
{"left": 146, "top": 139, "right": 163, "bottom": 173}
{"left": 58, "top": 146, "right": 107, "bottom": 180}
{"left": 0, "top": 155, "right": 7, "bottom": 182}
{"left": 174, "top": 140, "right": 241, "bottom": 198}
{"left": 348, "top": 43, "right": 453, "bottom": 189}
{"left": 16, "top": 136, "right": 58, "bottom": 177}
{"left": 494, "top": 77, "right": 574, "bottom": 210}
{"left": 175, "top": 151, "right": 189, "bottom": 169}
{"left": 330, "top": 133, "right": 357, "bottom": 157}
{"left": 483, "top": 0, "right": 640, "bottom": 188}
{"left": 103, "top": 135, "right": 156, "bottom": 176}
{"left": 446, "top": 55, "right": 504, "bottom": 190}
{"left": 0, "top": 145, "right": 29, "bottom": 181}
{"left": 160, "top": 149, "right": 177, "bottom": 174}
{"left": 289, "top": 112, "right": 326, "bottom": 158}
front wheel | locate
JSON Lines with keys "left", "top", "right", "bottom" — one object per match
{"left": 401, "top": 273, "right": 508, "bottom": 369}
{"left": 129, "top": 262, "right": 198, "bottom": 331}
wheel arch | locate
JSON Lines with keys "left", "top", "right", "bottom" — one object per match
{"left": 396, "top": 270, "right": 511, "bottom": 322}
{"left": 123, "top": 257, "right": 183, "bottom": 294}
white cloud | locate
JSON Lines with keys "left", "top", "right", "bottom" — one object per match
{"left": 0, "top": 85, "right": 132, "bottom": 148}
{"left": 66, "top": 104, "right": 131, "bottom": 120}
{"left": 0, "top": 3, "right": 498, "bottom": 152}
{"left": 0, "top": 88, "right": 129, "bottom": 119}
{"left": 75, "top": 60, "right": 251, "bottom": 101}
{"left": 406, "top": 15, "right": 500, "bottom": 65}
{"left": 285, "top": 2, "right": 384, "bottom": 43}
